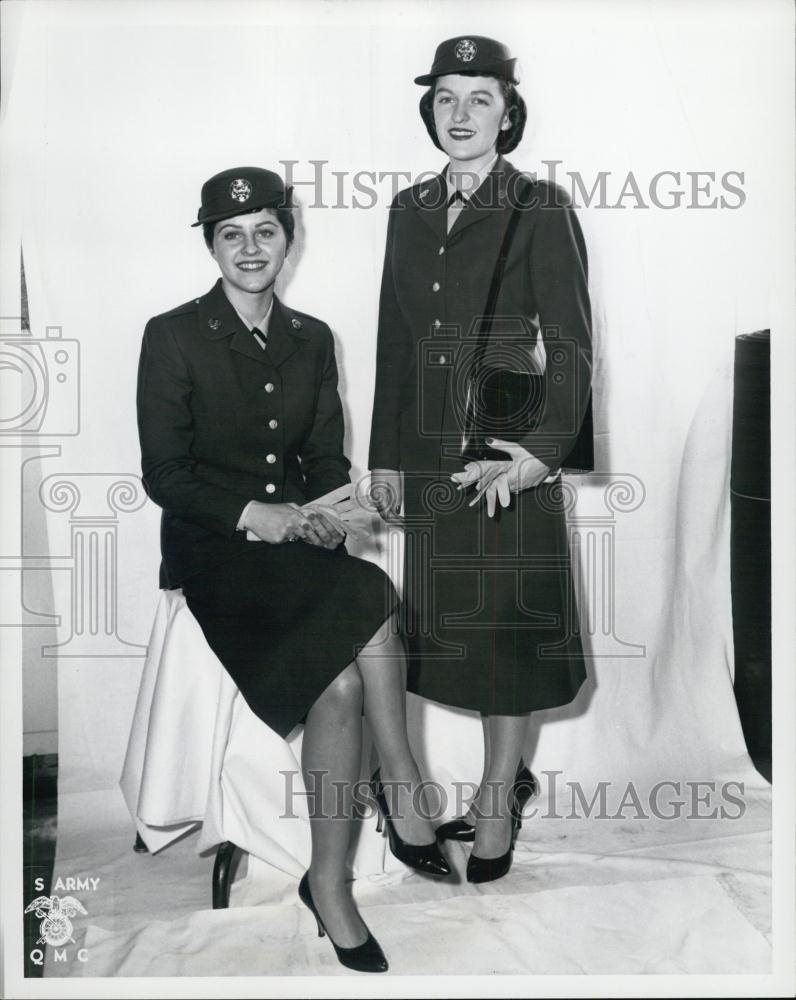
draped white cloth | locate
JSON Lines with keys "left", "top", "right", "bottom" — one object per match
{"left": 119, "top": 587, "right": 403, "bottom": 879}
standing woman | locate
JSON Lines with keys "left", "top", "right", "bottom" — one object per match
{"left": 369, "top": 38, "right": 593, "bottom": 883}
{"left": 137, "top": 167, "right": 451, "bottom": 974}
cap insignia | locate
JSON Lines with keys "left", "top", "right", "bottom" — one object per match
{"left": 229, "top": 178, "right": 252, "bottom": 203}
{"left": 455, "top": 39, "right": 477, "bottom": 62}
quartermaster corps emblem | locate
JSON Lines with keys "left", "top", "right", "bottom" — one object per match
{"left": 25, "top": 895, "right": 88, "bottom": 947}
{"left": 455, "top": 38, "right": 477, "bottom": 62}
{"left": 229, "top": 178, "right": 252, "bottom": 203}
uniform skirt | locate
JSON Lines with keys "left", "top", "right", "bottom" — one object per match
{"left": 403, "top": 474, "right": 587, "bottom": 716}
{"left": 181, "top": 541, "right": 398, "bottom": 738}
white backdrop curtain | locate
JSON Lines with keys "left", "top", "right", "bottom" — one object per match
{"left": 2, "top": 0, "right": 792, "bottom": 984}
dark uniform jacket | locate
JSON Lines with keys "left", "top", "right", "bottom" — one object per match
{"left": 366, "top": 157, "right": 592, "bottom": 715}
{"left": 137, "top": 279, "right": 350, "bottom": 589}
{"left": 368, "top": 156, "right": 593, "bottom": 479}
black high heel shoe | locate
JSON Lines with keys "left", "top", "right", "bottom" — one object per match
{"left": 436, "top": 761, "right": 538, "bottom": 843}
{"left": 466, "top": 762, "right": 537, "bottom": 884}
{"left": 371, "top": 769, "right": 451, "bottom": 876}
{"left": 465, "top": 809, "right": 520, "bottom": 884}
{"left": 298, "top": 873, "right": 388, "bottom": 973}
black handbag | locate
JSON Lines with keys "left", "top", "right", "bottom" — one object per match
{"left": 460, "top": 185, "right": 594, "bottom": 473}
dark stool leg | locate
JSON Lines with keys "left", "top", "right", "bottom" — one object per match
{"left": 133, "top": 832, "right": 149, "bottom": 853}
{"left": 212, "top": 841, "right": 240, "bottom": 909}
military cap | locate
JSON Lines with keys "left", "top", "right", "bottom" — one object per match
{"left": 414, "top": 35, "right": 518, "bottom": 86}
{"left": 191, "top": 166, "right": 292, "bottom": 227}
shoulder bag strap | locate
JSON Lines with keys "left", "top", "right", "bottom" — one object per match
{"left": 473, "top": 178, "right": 531, "bottom": 370}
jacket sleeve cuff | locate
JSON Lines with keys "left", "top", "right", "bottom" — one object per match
{"left": 236, "top": 500, "right": 256, "bottom": 532}
{"left": 511, "top": 443, "right": 559, "bottom": 481}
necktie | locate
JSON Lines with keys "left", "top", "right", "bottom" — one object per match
{"left": 251, "top": 326, "right": 266, "bottom": 350}
{"left": 446, "top": 188, "right": 467, "bottom": 234}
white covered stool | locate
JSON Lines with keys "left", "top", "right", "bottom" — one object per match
{"left": 119, "top": 589, "right": 395, "bottom": 908}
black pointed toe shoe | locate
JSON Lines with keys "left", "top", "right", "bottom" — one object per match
{"left": 465, "top": 809, "right": 521, "bottom": 885}
{"left": 371, "top": 769, "right": 452, "bottom": 876}
{"left": 465, "top": 845, "right": 514, "bottom": 884}
{"left": 298, "top": 873, "right": 388, "bottom": 973}
{"left": 466, "top": 758, "right": 538, "bottom": 884}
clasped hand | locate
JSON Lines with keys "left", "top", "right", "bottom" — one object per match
{"left": 450, "top": 438, "right": 552, "bottom": 517}
{"left": 243, "top": 502, "right": 345, "bottom": 549}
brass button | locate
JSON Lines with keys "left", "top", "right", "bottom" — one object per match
{"left": 265, "top": 483, "right": 276, "bottom": 495}
{"left": 269, "top": 419, "right": 278, "bottom": 429}
{"left": 264, "top": 382, "right": 275, "bottom": 393}
{"left": 438, "top": 246, "right": 445, "bottom": 255}
{"left": 433, "top": 319, "right": 441, "bottom": 329}
{"left": 432, "top": 281, "right": 440, "bottom": 292}
{"left": 266, "top": 453, "right": 277, "bottom": 464}
{"left": 439, "top": 355, "right": 447, "bottom": 364}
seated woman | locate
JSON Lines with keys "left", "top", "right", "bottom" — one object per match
{"left": 136, "top": 166, "right": 450, "bottom": 974}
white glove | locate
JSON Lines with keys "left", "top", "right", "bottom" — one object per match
{"left": 450, "top": 437, "right": 553, "bottom": 518}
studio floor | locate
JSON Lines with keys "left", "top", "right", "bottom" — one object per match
{"left": 42, "top": 778, "right": 772, "bottom": 979}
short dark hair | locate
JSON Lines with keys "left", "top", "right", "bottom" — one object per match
{"left": 202, "top": 204, "right": 296, "bottom": 251}
{"left": 418, "top": 74, "right": 527, "bottom": 155}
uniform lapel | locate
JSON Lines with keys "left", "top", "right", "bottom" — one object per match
{"left": 447, "top": 156, "right": 516, "bottom": 242}
{"left": 198, "top": 280, "right": 309, "bottom": 368}
{"left": 198, "top": 279, "right": 269, "bottom": 366}
{"left": 264, "top": 295, "right": 311, "bottom": 369}
{"left": 413, "top": 174, "right": 448, "bottom": 243}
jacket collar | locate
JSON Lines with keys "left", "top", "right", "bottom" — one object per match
{"left": 197, "top": 279, "right": 309, "bottom": 368}
{"left": 413, "top": 156, "right": 526, "bottom": 242}
{"left": 414, "top": 174, "right": 448, "bottom": 242}
{"left": 442, "top": 153, "right": 499, "bottom": 201}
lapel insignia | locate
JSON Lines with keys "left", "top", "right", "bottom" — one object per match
{"left": 208, "top": 317, "right": 221, "bottom": 331}
{"left": 291, "top": 318, "right": 302, "bottom": 329}
{"left": 420, "top": 187, "right": 432, "bottom": 203}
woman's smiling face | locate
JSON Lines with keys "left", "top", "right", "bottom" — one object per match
{"left": 432, "top": 74, "right": 510, "bottom": 163}
{"left": 209, "top": 208, "right": 288, "bottom": 296}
